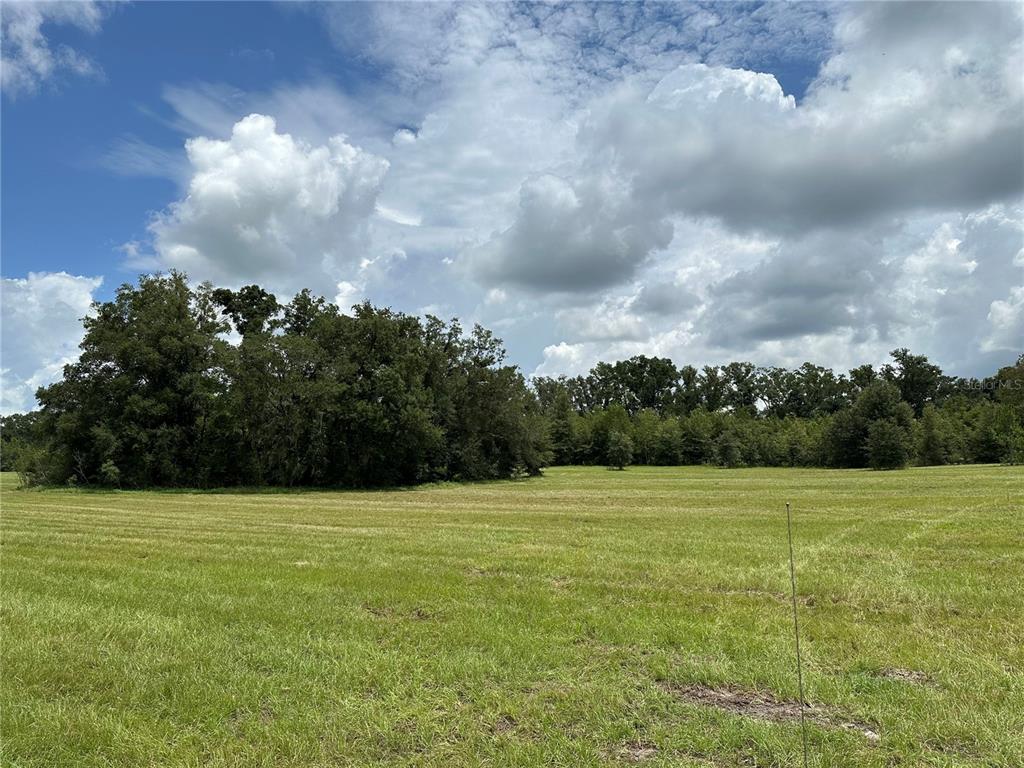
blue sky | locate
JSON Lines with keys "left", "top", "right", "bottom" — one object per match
{"left": 3, "top": 2, "right": 826, "bottom": 287}
{"left": 2, "top": 1, "right": 1022, "bottom": 413}
{"left": 3, "top": 2, "right": 361, "bottom": 282}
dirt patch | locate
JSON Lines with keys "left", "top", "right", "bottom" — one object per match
{"left": 876, "top": 667, "right": 933, "bottom": 685}
{"left": 664, "top": 683, "right": 804, "bottom": 722}
{"left": 492, "top": 715, "right": 516, "bottom": 734}
{"left": 362, "top": 604, "right": 437, "bottom": 621}
{"left": 617, "top": 740, "right": 658, "bottom": 762}
{"left": 659, "top": 683, "right": 879, "bottom": 743}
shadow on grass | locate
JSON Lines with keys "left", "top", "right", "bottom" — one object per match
{"left": 5, "top": 470, "right": 552, "bottom": 496}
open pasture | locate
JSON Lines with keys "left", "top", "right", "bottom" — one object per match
{"left": 1, "top": 466, "right": 1022, "bottom": 767}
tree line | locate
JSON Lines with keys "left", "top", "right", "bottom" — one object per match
{"left": 4, "top": 273, "right": 549, "bottom": 487}
{"left": 533, "top": 350, "right": 1024, "bottom": 470}
{"left": 1, "top": 272, "right": 1021, "bottom": 486}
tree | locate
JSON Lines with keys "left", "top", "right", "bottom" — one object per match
{"left": 606, "top": 431, "right": 633, "bottom": 470}
{"left": 588, "top": 362, "right": 636, "bottom": 411}
{"left": 721, "top": 361, "right": 758, "bottom": 415}
{"left": 1, "top": 412, "right": 40, "bottom": 471}
{"left": 883, "top": 348, "right": 944, "bottom": 416}
{"left": 99, "top": 459, "right": 122, "bottom": 487}
{"left": 26, "top": 285, "right": 1018, "bottom": 482}
{"left": 867, "top": 419, "right": 913, "bottom": 470}
{"left": 631, "top": 409, "right": 661, "bottom": 464}
{"left": 849, "top": 364, "right": 878, "bottom": 394}
{"left": 794, "top": 363, "right": 851, "bottom": 416}
{"left": 757, "top": 366, "right": 798, "bottom": 418}
{"left": 918, "top": 404, "right": 949, "bottom": 466}
{"left": 212, "top": 285, "right": 280, "bottom": 337}
{"left": 615, "top": 356, "right": 679, "bottom": 413}
{"left": 548, "top": 388, "right": 576, "bottom": 465}
{"left": 28, "top": 273, "right": 551, "bottom": 488}
{"left": 699, "top": 366, "right": 726, "bottom": 412}
{"left": 679, "top": 411, "right": 714, "bottom": 464}
{"left": 714, "top": 429, "right": 744, "bottom": 468}
{"left": 34, "top": 272, "right": 230, "bottom": 487}
{"left": 824, "top": 381, "right": 913, "bottom": 468}
{"left": 654, "top": 418, "right": 683, "bottom": 464}
{"left": 593, "top": 404, "right": 631, "bottom": 461}
{"left": 675, "top": 365, "right": 701, "bottom": 415}
{"left": 994, "top": 355, "right": 1024, "bottom": 409}
{"left": 995, "top": 355, "right": 1024, "bottom": 463}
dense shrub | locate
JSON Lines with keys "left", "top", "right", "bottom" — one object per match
{"left": 606, "top": 431, "right": 633, "bottom": 470}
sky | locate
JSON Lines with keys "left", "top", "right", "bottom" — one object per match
{"left": 1, "top": 1, "right": 1022, "bottom": 414}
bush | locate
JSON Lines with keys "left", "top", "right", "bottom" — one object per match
{"left": 100, "top": 460, "right": 122, "bottom": 487}
{"left": 714, "top": 430, "right": 744, "bottom": 468}
{"left": 867, "top": 419, "right": 913, "bottom": 470}
{"left": 917, "top": 404, "right": 949, "bottom": 465}
{"left": 606, "top": 431, "right": 633, "bottom": 470}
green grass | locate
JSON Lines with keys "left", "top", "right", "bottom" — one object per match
{"left": 2, "top": 465, "right": 1022, "bottom": 767}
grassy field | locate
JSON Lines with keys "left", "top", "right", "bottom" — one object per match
{"left": 1, "top": 466, "right": 1022, "bottom": 767}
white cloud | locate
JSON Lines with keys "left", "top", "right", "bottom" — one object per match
{"left": 985, "top": 286, "right": 1024, "bottom": 354}
{"left": 473, "top": 172, "right": 673, "bottom": 291}
{"left": 484, "top": 288, "right": 507, "bottom": 305}
{"left": 477, "top": 8, "right": 1021, "bottom": 291}
{"left": 1, "top": 272, "right": 102, "bottom": 414}
{"left": 333, "top": 280, "right": 362, "bottom": 315}
{"left": 532, "top": 201, "right": 1022, "bottom": 379}
{"left": 455, "top": 2, "right": 1020, "bottom": 377}
{"left": 1, "top": 1, "right": 105, "bottom": 98}
{"left": 533, "top": 342, "right": 590, "bottom": 378}
{"left": 115, "top": 2, "right": 1022, "bottom": 378}
{"left": 556, "top": 296, "right": 649, "bottom": 342}
{"left": 145, "top": 114, "right": 390, "bottom": 295}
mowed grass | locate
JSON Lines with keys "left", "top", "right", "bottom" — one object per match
{"left": 1, "top": 466, "right": 1022, "bottom": 767}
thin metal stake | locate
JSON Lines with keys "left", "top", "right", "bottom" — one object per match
{"left": 786, "top": 502, "right": 810, "bottom": 768}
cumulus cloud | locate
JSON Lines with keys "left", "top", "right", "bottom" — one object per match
{"left": 464, "top": 0, "right": 1019, "bottom": 302}
{"left": 702, "top": 230, "right": 895, "bottom": 346}
{"left": 145, "top": 114, "right": 390, "bottom": 294}
{"left": 158, "top": 80, "right": 404, "bottom": 154}
{"left": 477, "top": 0, "right": 1021, "bottom": 294}
{"left": 985, "top": 286, "right": 1024, "bottom": 355}
{"left": 1, "top": 272, "right": 102, "bottom": 414}
{"left": 533, "top": 341, "right": 591, "bottom": 378}
{"left": 473, "top": 172, "right": 673, "bottom": 291}
{"left": 436, "top": 1, "right": 1019, "bottom": 377}
{"left": 112, "top": 1, "right": 1022, "bottom": 378}
{"left": 632, "top": 280, "right": 701, "bottom": 318}
{"left": 556, "top": 296, "right": 648, "bottom": 342}
{"left": 905, "top": 204, "right": 1024, "bottom": 371}
{"left": 1, "top": 1, "right": 105, "bottom": 98}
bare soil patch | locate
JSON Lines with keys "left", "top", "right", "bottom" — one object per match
{"left": 491, "top": 715, "right": 517, "bottom": 735}
{"left": 362, "top": 604, "right": 437, "bottom": 621}
{"left": 616, "top": 739, "right": 658, "bottom": 762}
{"left": 659, "top": 682, "right": 880, "bottom": 743}
{"left": 876, "top": 667, "right": 933, "bottom": 685}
